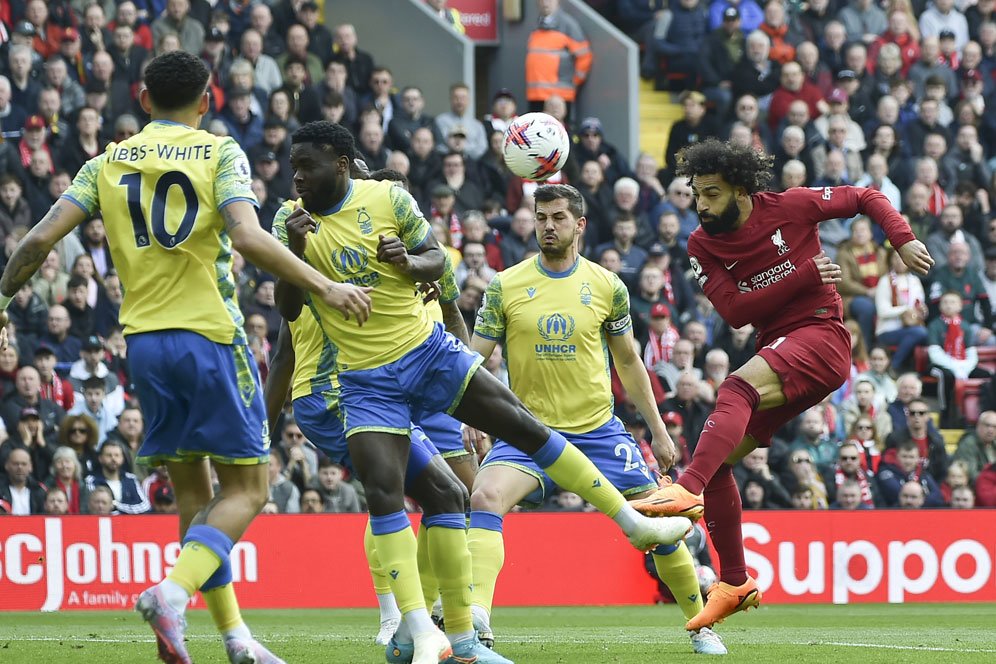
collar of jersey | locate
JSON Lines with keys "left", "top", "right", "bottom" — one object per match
{"left": 151, "top": 119, "right": 193, "bottom": 129}
{"left": 534, "top": 255, "right": 579, "bottom": 279}
{"left": 317, "top": 179, "right": 354, "bottom": 216}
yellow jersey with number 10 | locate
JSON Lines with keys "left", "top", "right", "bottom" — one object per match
{"left": 474, "top": 256, "right": 633, "bottom": 434}
{"left": 302, "top": 178, "right": 435, "bottom": 372}
{"left": 62, "top": 120, "right": 256, "bottom": 345}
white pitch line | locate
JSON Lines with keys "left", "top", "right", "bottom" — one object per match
{"left": 798, "top": 641, "right": 996, "bottom": 654}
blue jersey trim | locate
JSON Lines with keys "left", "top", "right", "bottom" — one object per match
{"left": 473, "top": 330, "right": 501, "bottom": 341}
{"left": 536, "top": 255, "right": 580, "bottom": 279}
{"left": 60, "top": 194, "right": 90, "bottom": 215}
{"left": 317, "top": 179, "right": 354, "bottom": 216}
{"left": 218, "top": 196, "right": 259, "bottom": 211}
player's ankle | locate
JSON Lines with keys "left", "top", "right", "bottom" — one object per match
{"left": 158, "top": 579, "right": 190, "bottom": 614}
{"left": 222, "top": 622, "right": 252, "bottom": 642}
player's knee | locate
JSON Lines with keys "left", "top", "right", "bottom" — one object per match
{"left": 470, "top": 482, "right": 503, "bottom": 513}
{"left": 362, "top": 484, "right": 406, "bottom": 514}
{"left": 423, "top": 474, "right": 467, "bottom": 515}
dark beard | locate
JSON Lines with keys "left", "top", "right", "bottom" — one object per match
{"left": 699, "top": 199, "right": 740, "bottom": 236}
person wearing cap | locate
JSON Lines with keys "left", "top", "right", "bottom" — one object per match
{"left": 526, "top": 0, "right": 592, "bottom": 113}
{"left": 433, "top": 82, "right": 488, "bottom": 160}
{"left": 919, "top": 0, "right": 969, "bottom": 51}
{"left": 708, "top": 0, "right": 763, "bottom": 33}
{"left": 837, "top": 0, "right": 887, "bottom": 45}
{"left": 0, "top": 448, "right": 47, "bottom": 514}
{"left": 813, "top": 87, "right": 865, "bottom": 151}
{"left": 388, "top": 86, "right": 435, "bottom": 153}
{"left": 573, "top": 116, "right": 634, "bottom": 185}
{"left": 0, "top": 366, "right": 66, "bottom": 450}
{"left": 643, "top": 300, "right": 682, "bottom": 372}
{"left": 68, "top": 334, "right": 126, "bottom": 414}
{"left": 698, "top": 6, "right": 746, "bottom": 119}
{"left": 483, "top": 88, "right": 518, "bottom": 135}
{"left": 151, "top": 0, "right": 206, "bottom": 56}
{"left": 5, "top": 404, "right": 56, "bottom": 480}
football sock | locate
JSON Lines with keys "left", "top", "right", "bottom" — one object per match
{"left": 200, "top": 558, "right": 248, "bottom": 637}
{"left": 163, "top": 525, "right": 230, "bottom": 612}
{"left": 424, "top": 513, "right": 474, "bottom": 636}
{"left": 531, "top": 431, "right": 627, "bottom": 518}
{"left": 364, "top": 521, "right": 401, "bottom": 622}
{"left": 704, "top": 465, "right": 748, "bottom": 586}
{"left": 416, "top": 520, "right": 439, "bottom": 610}
{"left": 369, "top": 512, "right": 431, "bottom": 633}
{"left": 467, "top": 511, "right": 505, "bottom": 615}
{"left": 652, "top": 541, "right": 704, "bottom": 622}
{"left": 679, "top": 376, "right": 760, "bottom": 495}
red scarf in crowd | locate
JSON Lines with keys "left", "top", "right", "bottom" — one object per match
{"left": 661, "top": 271, "right": 675, "bottom": 307}
{"left": 926, "top": 182, "right": 948, "bottom": 215}
{"left": 854, "top": 248, "right": 879, "bottom": 288}
{"left": 834, "top": 464, "right": 875, "bottom": 507}
{"left": 55, "top": 477, "right": 81, "bottom": 515}
{"left": 645, "top": 324, "right": 680, "bottom": 368}
{"left": 942, "top": 314, "right": 966, "bottom": 360}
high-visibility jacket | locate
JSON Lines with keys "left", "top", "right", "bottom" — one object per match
{"left": 525, "top": 11, "right": 592, "bottom": 103}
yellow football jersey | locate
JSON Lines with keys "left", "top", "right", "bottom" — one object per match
{"left": 63, "top": 121, "right": 256, "bottom": 344}
{"left": 475, "top": 256, "right": 632, "bottom": 433}
{"left": 300, "top": 179, "right": 435, "bottom": 371}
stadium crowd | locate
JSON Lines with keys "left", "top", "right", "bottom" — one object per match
{"left": 0, "top": 0, "right": 995, "bottom": 519}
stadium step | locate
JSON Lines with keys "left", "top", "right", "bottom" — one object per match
{"left": 638, "top": 78, "right": 684, "bottom": 171}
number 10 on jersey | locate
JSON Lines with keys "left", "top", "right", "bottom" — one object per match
{"left": 119, "top": 171, "right": 200, "bottom": 249}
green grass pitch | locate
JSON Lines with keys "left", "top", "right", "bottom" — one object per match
{"left": 2, "top": 604, "right": 994, "bottom": 663}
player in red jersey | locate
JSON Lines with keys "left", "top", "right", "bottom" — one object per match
{"left": 632, "top": 139, "right": 933, "bottom": 628}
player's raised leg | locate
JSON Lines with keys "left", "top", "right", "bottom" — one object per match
{"left": 452, "top": 368, "right": 691, "bottom": 549}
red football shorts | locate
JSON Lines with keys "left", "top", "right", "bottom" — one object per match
{"left": 747, "top": 320, "right": 852, "bottom": 446}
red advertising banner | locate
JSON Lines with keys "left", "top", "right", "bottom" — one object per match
{"left": 1, "top": 511, "right": 994, "bottom": 611}
{"left": 449, "top": 0, "right": 499, "bottom": 43}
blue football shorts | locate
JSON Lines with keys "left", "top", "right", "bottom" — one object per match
{"left": 130, "top": 331, "right": 268, "bottom": 466}
{"left": 481, "top": 417, "right": 657, "bottom": 508}
{"left": 293, "top": 390, "right": 439, "bottom": 489}
{"left": 338, "top": 323, "right": 484, "bottom": 438}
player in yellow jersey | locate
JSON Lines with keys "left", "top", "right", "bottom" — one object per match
{"left": 282, "top": 121, "right": 691, "bottom": 663}
{"left": 0, "top": 52, "right": 371, "bottom": 664}
{"left": 266, "top": 169, "right": 512, "bottom": 663}
{"left": 467, "top": 184, "right": 728, "bottom": 655}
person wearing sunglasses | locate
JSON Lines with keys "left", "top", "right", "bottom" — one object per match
{"left": 830, "top": 440, "right": 876, "bottom": 508}
{"left": 881, "top": 397, "right": 949, "bottom": 482}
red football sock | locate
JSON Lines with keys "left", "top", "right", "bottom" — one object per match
{"left": 678, "top": 375, "right": 759, "bottom": 495}
{"left": 703, "top": 464, "right": 748, "bottom": 586}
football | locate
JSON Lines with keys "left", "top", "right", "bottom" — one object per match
{"left": 696, "top": 565, "right": 718, "bottom": 596}
{"left": 501, "top": 112, "right": 571, "bottom": 181}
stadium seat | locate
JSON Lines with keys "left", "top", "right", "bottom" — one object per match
{"left": 954, "top": 378, "right": 989, "bottom": 426}
{"left": 977, "top": 347, "right": 996, "bottom": 374}
{"left": 941, "top": 428, "right": 962, "bottom": 454}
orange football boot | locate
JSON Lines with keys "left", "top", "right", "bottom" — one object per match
{"left": 629, "top": 476, "right": 705, "bottom": 521}
{"left": 685, "top": 576, "right": 762, "bottom": 631}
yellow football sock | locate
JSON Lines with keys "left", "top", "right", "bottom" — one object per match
{"left": 542, "top": 443, "right": 626, "bottom": 517}
{"left": 427, "top": 525, "right": 473, "bottom": 634}
{"left": 203, "top": 583, "right": 244, "bottom": 633}
{"left": 372, "top": 528, "right": 424, "bottom": 614}
{"left": 416, "top": 523, "right": 439, "bottom": 610}
{"left": 653, "top": 542, "right": 704, "bottom": 621}
{"left": 167, "top": 541, "right": 223, "bottom": 597}
{"left": 364, "top": 521, "right": 392, "bottom": 596}
{"left": 467, "top": 527, "right": 504, "bottom": 614}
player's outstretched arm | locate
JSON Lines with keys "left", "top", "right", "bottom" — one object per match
{"left": 0, "top": 199, "right": 87, "bottom": 307}
{"left": 272, "top": 205, "right": 318, "bottom": 321}
{"left": 606, "top": 330, "right": 677, "bottom": 469}
{"left": 264, "top": 320, "right": 296, "bottom": 433}
{"left": 222, "top": 201, "right": 373, "bottom": 325}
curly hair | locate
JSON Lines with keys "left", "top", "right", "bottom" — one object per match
{"left": 675, "top": 138, "right": 774, "bottom": 194}
{"left": 292, "top": 121, "right": 356, "bottom": 160}
{"left": 143, "top": 51, "right": 210, "bottom": 111}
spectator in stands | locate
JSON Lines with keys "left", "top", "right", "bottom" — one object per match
{"left": 574, "top": 117, "right": 633, "bottom": 187}
{"left": 0, "top": 448, "right": 46, "bottom": 514}
{"left": 842, "top": 379, "right": 894, "bottom": 442}
{"left": 909, "top": 38, "right": 958, "bottom": 101}
{"left": 945, "top": 124, "right": 991, "bottom": 191}
{"left": 886, "top": 373, "right": 924, "bottom": 434}
{"left": 919, "top": 0, "right": 969, "bottom": 51}
{"left": 758, "top": 0, "right": 802, "bottom": 64}
{"left": 106, "top": 407, "right": 145, "bottom": 475}
{"left": 526, "top": 0, "right": 592, "bottom": 115}
{"left": 93, "top": 272, "right": 122, "bottom": 337}
{"left": 84, "top": 439, "right": 149, "bottom": 514}
{"left": 299, "top": 488, "right": 325, "bottom": 513}
{"left": 838, "top": 0, "right": 888, "bottom": 45}
{"left": 877, "top": 440, "right": 944, "bottom": 506}
{"left": 313, "top": 458, "right": 362, "bottom": 513}
{"left": 58, "top": 414, "right": 99, "bottom": 477}
{"left": 387, "top": 86, "right": 434, "bottom": 153}
{"left": 875, "top": 247, "right": 928, "bottom": 371}
{"left": 789, "top": 406, "right": 839, "bottom": 476}
{"left": 796, "top": 41, "right": 833, "bottom": 98}
{"left": 0, "top": 174, "right": 31, "bottom": 238}
{"left": 63, "top": 276, "right": 95, "bottom": 340}
{"left": 858, "top": 346, "right": 898, "bottom": 406}
{"left": 928, "top": 291, "right": 993, "bottom": 426}
{"left": 869, "top": 11, "right": 921, "bottom": 76}
{"left": 242, "top": 277, "right": 280, "bottom": 345}
{"left": 838, "top": 217, "right": 886, "bottom": 346}
{"left": 454, "top": 241, "right": 496, "bottom": 290}
{"left": 952, "top": 410, "right": 996, "bottom": 482}
{"left": 813, "top": 117, "right": 864, "bottom": 182}
{"left": 928, "top": 241, "right": 990, "bottom": 332}
{"left": 86, "top": 484, "right": 114, "bottom": 515}
{"left": 434, "top": 151, "right": 484, "bottom": 215}
{"left": 331, "top": 23, "right": 374, "bottom": 96}
{"left": 735, "top": 446, "right": 792, "bottom": 506}
{"left": 940, "top": 459, "right": 971, "bottom": 505}
{"left": 855, "top": 153, "right": 902, "bottom": 211}
{"left": 883, "top": 397, "right": 948, "bottom": 481}
{"left": 68, "top": 376, "right": 117, "bottom": 445}
{"left": 830, "top": 478, "right": 872, "bottom": 509}
{"left": 783, "top": 450, "right": 830, "bottom": 509}
{"left": 0, "top": 346, "right": 18, "bottom": 396}
{"left": 1, "top": 365, "right": 64, "bottom": 446}
{"left": 731, "top": 30, "right": 780, "bottom": 105}
{"left": 664, "top": 92, "right": 720, "bottom": 179}
{"left": 7, "top": 282, "right": 47, "bottom": 356}
{"left": 593, "top": 214, "right": 646, "bottom": 289}
{"left": 642, "top": 302, "right": 681, "bottom": 372}
{"left": 108, "top": 22, "right": 148, "bottom": 86}
{"left": 33, "top": 345, "right": 72, "bottom": 413}
{"left": 976, "top": 461, "right": 996, "bottom": 506}
{"left": 897, "top": 479, "right": 930, "bottom": 508}
{"left": 44, "top": 446, "right": 83, "bottom": 514}
{"left": 709, "top": 0, "right": 763, "bottom": 33}
{"left": 903, "top": 182, "right": 936, "bottom": 241}
{"left": 2, "top": 404, "right": 55, "bottom": 482}
{"left": 661, "top": 371, "right": 710, "bottom": 452}
{"left": 219, "top": 86, "right": 263, "bottom": 152}
{"left": 950, "top": 485, "right": 975, "bottom": 508}
{"left": 267, "top": 449, "right": 299, "bottom": 514}
{"left": 277, "top": 417, "right": 317, "bottom": 493}
{"left": 152, "top": 0, "right": 205, "bottom": 56}
{"left": 238, "top": 29, "right": 281, "bottom": 95}
{"left": 434, "top": 83, "right": 487, "bottom": 160}
{"left": 834, "top": 440, "right": 878, "bottom": 504}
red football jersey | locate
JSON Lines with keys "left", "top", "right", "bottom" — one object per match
{"left": 687, "top": 186, "right": 917, "bottom": 346}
